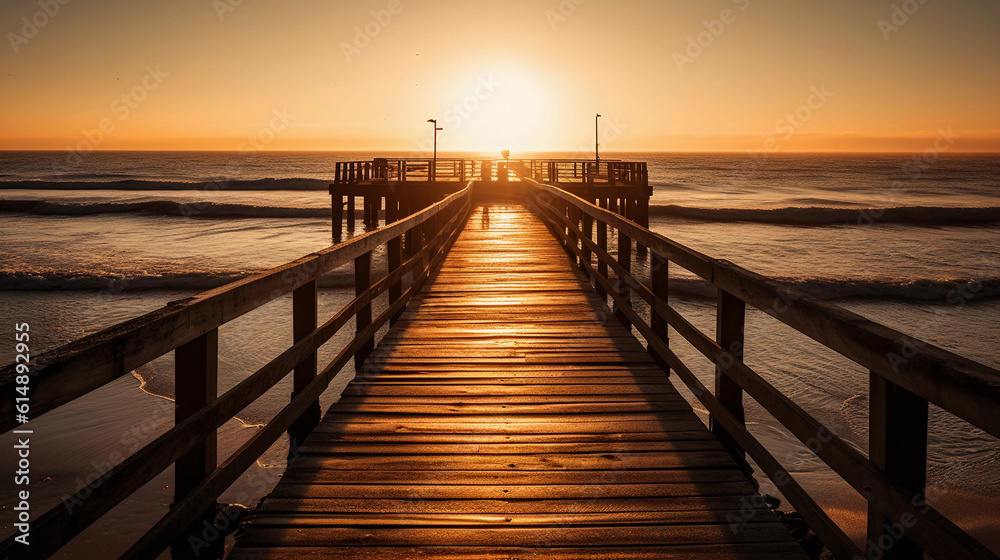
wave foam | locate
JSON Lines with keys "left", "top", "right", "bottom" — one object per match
{"left": 0, "top": 269, "right": 354, "bottom": 291}
{"left": 0, "top": 199, "right": 331, "bottom": 218}
{"left": 0, "top": 178, "right": 331, "bottom": 191}
{"left": 650, "top": 205, "right": 1000, "bottom": 225}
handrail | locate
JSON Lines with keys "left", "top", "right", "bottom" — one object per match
{"left": 524, "top": 178, "right": 1000, "bottom": 560}
{"left": 0, "top": 185, "right": 473, "bottom": 560}
{"left": 334, "top": 158, "right": 649, "bottom": 187}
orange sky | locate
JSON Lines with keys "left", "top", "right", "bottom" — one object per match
{"left": 1, "top": 0, "right": 998, "bottom": 153}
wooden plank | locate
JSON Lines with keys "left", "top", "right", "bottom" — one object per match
{"left": 266, "top": 482, "right": 757, "bottom": 500}
{"left": 325, "top": 401, "right": 693, "bottom": 415}
{"left": 254, "top": 496, "right": 767, "bottom": 515}
{"left": 246, "top": 510, "right": 772, "bottom": 527}
{"left": 230, "top": 543, "right": 807, "bottom": 560}
{"left": 311, "top": 420, "right": 712, "bottom": 435}
{"left": 304, "top": 431, "right": 719, "bottom": 444}
{"left": 277, "top": 468, "right": 743, "bottom": 485}
{"left": 236, "top": 524, "right": 797, "bottom": 547}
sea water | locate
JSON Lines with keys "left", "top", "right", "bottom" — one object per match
{"left": 1, "top": 151, "right": 997, "bottom": 555}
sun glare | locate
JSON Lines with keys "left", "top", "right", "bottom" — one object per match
{"left": 438, "top": 67, "right": 554, "bottom": 155}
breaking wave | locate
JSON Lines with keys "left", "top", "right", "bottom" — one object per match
{"left": 0, "top": 199, "right": 331, "bottom": 218}
{"left": 650, "top": 205, "right": 1000, "bottom": 225}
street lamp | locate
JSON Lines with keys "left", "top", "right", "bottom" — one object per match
{"left": 595, "top": 113, "right": 601, "bottom": 164}
{"left": 427, "top": 118, "right": 442, "bottom": 180}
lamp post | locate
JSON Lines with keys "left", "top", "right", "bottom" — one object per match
{"left": 427, "top": 118, "right": 442, "bottom": 180}
{"left": 595, "top": 113, "right": 601, "bottom": 165}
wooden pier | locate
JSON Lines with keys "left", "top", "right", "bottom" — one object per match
{"left": 228, "top": 205, "right": 806, "bottom": 559}
{"left": 2, "top": 159, "right": 999, "bottom": 560}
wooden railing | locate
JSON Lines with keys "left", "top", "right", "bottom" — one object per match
{"left": 524, "top": 178, "right": 1000, "bottom": 560}
{"left": 334, "top": 158, "right": 649, "bottom": 187}
{"left": 0, "top": 186, "right": 473, "bottom": 560}
{"left": 517, "top": 159, "right": 648, "bottom": 187}
{"left": 335, "top": 158, "right": 482, "bottom": 184}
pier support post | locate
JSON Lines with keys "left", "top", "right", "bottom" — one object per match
{"left": 714, "top": 291, "right": 746, "bottom": 462}
{"left": 172, "top": 329, "right": 223, "bottom": 560}
{"left": 290, "top": 280, "right": 320, "bottom": 458}
{"left": 649, "top": 251, "right": 669, "bottom": 376}
{"left": 347, "top": 196, "right": 356, "bottom": 235}
{"left": 355, "top": 252, "right": 373, "bottom": 372}
{"left": 332, "top": 194, "right": 343, "bottom": 243}
{"left": 867, "top": 373, "right": 928, "bottom": 560}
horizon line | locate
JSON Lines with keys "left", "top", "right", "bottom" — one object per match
{"left": 1, "top": 149, "right": 998, "bottom": 155}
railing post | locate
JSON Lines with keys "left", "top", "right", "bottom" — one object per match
{"left": 289, "top": 280, "right": 320, "bottom": 459}
{"left": 614, "top": 228, "right": 632, "bottom": 331}
{"left": 714, "top": 290, "right": 746, "bottom": 461}
{"left": 637, "top": 190, "right": 650, "bottom": 257}
{"left": 172, "top": 329, "right": 222, "bottom": 560}
{"left": 649, "top": 251, "right": 669, "bottom": 376}
{"left": 596, "top": 200, "right": 608, "bottom": 301}
{"left": 387, "top": 195, "right": 403, "bottom": 326}
{"left": 355, "top": 252, "right": 373, "bottom": 372}
{"left": 582, "top": 208, "right": 593, "bottom": 273}
{"left": 404, "top": 207, "right": 416, "bottom": 258}
{"left": 868, "top": 372, "right": 928, "bottom": 560}
{"left": 567, "top": 203, "right": 580, "bottom": 266}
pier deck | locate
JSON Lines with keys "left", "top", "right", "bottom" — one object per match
{"left": 230, "top": 205, "right": 806, "bottom": 559}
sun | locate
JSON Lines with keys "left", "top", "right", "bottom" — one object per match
{"left": 436, "top": 66, "right": 556, "bottom": 155}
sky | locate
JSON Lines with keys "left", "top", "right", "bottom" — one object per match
{"left": 1, "top": 0, "right": 998, "bottom": 153}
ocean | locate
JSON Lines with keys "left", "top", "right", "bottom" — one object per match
{"left": 1, "top": 150, "right": 998, "bottom": 556}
